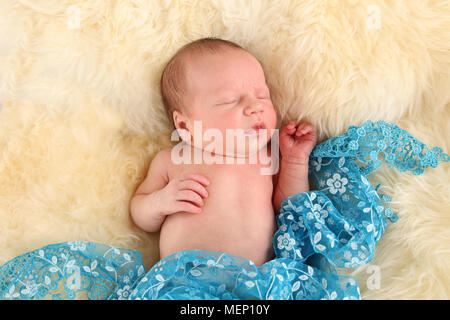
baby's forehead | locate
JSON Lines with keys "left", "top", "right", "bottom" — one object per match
{"left": 183, "top": 49, "right": 265, "bottom": 89}
{"left": 187, "top": 47, "right": 255, "bottom": 66}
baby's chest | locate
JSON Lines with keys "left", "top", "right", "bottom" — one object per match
{"left": 170, "top": 162, "right": 273, "bottom": 197}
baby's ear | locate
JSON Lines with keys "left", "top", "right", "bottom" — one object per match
{"left": 172, "top": 110, "right": 191, "bottom": 142}
{"left": 172, "top": 110, "right": 187, "bottom": 130}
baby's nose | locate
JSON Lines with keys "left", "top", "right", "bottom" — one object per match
{"left": 244, "top": 100, "right": 263, "bottom": 116}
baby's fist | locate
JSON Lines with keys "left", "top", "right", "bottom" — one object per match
{"left": 279, "top": 120, "right": 318, "bottom": 165}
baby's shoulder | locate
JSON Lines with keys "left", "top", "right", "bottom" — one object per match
{"left": 143, "top": 146, "right": 173, "bottom": 183}
{"left": 152, "top": 146, "right": 173, "bottom": 166}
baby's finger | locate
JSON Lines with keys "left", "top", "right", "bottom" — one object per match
{"left": 176, "top": 200, "right": 202, "bottom": 214}
{"left": 285, "top": 120, "right": 298, "bottom": 129}
{"left": 281, "top": 121, "right": 298, "bottom": 135}
{"left": 178, "top": 180, "right": 209, "bottom": 198}
{"left": 176, "top": 190, "right": 204, "bottom": 207}
{"left": 295, "top": 122, "right": 312, "bottom": 136}
{"left": 180, "top": 173, "right": 210, "bottom": 187}
{"left": 295, "top": 127, "right": 309, "bottom": 136}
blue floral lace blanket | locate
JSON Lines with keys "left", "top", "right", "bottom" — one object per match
{"left": 0, "top": 120, "right": 448, "bottom": 300}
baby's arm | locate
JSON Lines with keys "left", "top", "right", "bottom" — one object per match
{"left": 130, "top": 149, "right": 171, "bottom": 232}
{"left": 272, "top": 121, "right": 317, "bottom": 212}
{"left": 130, "top": 148, "right": 209, "bottom": 233}
{"left": 273, "top": 159, "right": 309, "bottom": 212}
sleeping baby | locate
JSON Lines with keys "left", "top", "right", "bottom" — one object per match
{"left": 125, "top": 40, "right": 448, "bottom": 300}
{"left": 130, "top": 37, "right": 317, "bottom": 267}
{"left": 1, "top": 40, "right": 447, "bottom": 301}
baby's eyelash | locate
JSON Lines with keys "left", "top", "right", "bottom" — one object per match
{"left": 218, "top": 96, "right": 268, "bottom": 105}
{"left": 224, "top": 98, "right": 240, "bottom": 104}
{"left": 217, "top": 100, "right": 236, "bottom": 105}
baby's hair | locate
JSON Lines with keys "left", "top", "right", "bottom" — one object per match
{"left": 160, "top": 37, "right": 246, "bottom": 129}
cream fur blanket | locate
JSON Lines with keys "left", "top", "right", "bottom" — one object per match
{"left": 0, "top": 0, "right": 449, "bottom": 299}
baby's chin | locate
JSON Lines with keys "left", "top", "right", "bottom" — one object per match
{"left": 230, "top": 131, "right": 272, "bottom": 157}
{"left": 178, "top": 126, "right": 277, "bottom": 158}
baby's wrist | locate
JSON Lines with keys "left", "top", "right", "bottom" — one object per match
{"left": 280, "top": 157, "right": 310, "bottom": 173}
{"left": 152, "top": 189, "right": 170, "bottom": 217}
{"left": 280, "top": 154, "right": 311, "bottom": 166}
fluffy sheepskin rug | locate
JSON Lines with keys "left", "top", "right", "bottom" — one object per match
{"left": 0, "top": 0, "right": 449, "bottom": 299}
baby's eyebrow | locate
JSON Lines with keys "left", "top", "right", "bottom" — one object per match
{"left": 254, "top": 85, "right": 271, "bottom": 95}
{"left": 212, "top": 93, "right": 235, "bottom": 102}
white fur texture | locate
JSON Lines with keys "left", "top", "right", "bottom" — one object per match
{"left": 0, "top": 0, "right": 448, "bottom": 299}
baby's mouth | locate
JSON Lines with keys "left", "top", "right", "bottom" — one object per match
{"left": 244, "top": 122, "right": 266, "bottom": 135}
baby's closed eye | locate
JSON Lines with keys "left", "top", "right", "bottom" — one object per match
{"left": 220, "top": 98, "right": 239, "bottom": 105}
{"left": 218, "top": 95, "right": 268, "bottom": 105}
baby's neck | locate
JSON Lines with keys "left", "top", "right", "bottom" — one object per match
{"left": 173, "top": 141, "right": 273, "bottom": 166}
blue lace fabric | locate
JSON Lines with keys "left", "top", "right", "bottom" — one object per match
{"left": 0, "top": 120, "right": 448, "bottom": 300}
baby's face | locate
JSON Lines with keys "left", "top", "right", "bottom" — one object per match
{"left": 176, "top": 49, "right": 277, "bottom": 157}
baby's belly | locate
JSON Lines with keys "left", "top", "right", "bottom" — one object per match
{"left": 159, "top": 194, "right": 276, "bottom": 266}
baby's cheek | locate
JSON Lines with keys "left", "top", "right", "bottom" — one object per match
{"left": 268, "top": 109, "right": 278, "bottom": 130}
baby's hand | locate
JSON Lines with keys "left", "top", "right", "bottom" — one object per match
{"left": 279, "top": 120, "right": 318, "bottom": 165}
{"left": 158, "top": 173, "right": 210, "bottom": 215}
